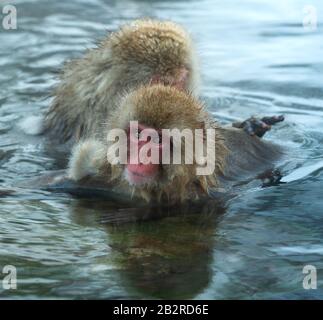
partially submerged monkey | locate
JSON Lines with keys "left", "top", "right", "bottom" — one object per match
{"left": 26, "top": 19, "right": 284, "bottom": 205}
{"left": 37, "top": 85, "right": 284, "bottom": 205}
{"left": 43, "top": 19, "right": 199, "bottom": 146}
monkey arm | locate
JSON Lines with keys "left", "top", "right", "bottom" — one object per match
{"left": 67, "top": 139, "right": 107, "bottom": 181}
{"left": 232, "top": 115, "right": 284, "bottom": 137}
{"left": 219, "top": 126, "right": 284, "bottom": 182}
{"left": 17, "top": 169, "right": 137, "bottom": 203}
{"left": 16, "top": 139, "right": 129, "bottom": 201}
{"left": 21, "top": 139, "right": 142, "bottom": 203}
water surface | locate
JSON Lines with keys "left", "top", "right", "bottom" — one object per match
{"left": 0, "top": 0, "right": 323, "bottom": 299}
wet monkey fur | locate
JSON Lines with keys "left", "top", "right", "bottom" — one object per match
{"left": 43, "top": 19, "right": 199, "bottom": 145}
{"left": 29, "top": 19, "right": 284, "bottom": 205}
{"left": 65, "top": 85, "right": 283, "bottom": 204}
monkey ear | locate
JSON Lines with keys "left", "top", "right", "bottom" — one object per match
{"left": 68, "top": 140, "right": 106, "bottom": 181}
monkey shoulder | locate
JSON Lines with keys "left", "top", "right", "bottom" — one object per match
{"left": 219, "top": 127, "right": 284, "bottom": 179}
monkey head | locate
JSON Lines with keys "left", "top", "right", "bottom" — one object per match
{"left": 105, "top": 85, "right": 227, "bottom": 203}
{"left": 107, "top": 19, "right": 200, "bottom": 94}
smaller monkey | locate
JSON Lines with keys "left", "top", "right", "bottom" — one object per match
{"left": 38, "top": 84, "right": 283, "bottom": 205}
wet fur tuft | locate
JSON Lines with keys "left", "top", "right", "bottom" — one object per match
{"left": 68, "top": 140, "right": 106, "bottom": 181}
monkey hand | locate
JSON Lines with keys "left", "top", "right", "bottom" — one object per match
{"left": 232, "top": 115, "right": 284, "bottom": 138}
{"left": 68, "top": 139, "right": 106, "bottom": 181}
{"left": 257, "top": 169, "right": 285, "bottom": 187}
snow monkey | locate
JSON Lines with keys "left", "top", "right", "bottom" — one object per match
{"left": 43, "top": 19, "right": 199, "bottom": 146}
{"left": 27, "top": 19, "right": 284, "bottom": 205}
{"left": 38, "top": 85, "right": 283, "bottom": 205}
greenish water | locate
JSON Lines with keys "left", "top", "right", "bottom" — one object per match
{"left": 1, "top": 0, "right": 323, "bottom": 299}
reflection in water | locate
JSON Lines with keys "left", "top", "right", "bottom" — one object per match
{"left": 69, "top": 198, "right": 226, "bottom": 299}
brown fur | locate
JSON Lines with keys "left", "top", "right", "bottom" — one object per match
{"left": 68, "top": 85, "right": 228, "bottom": 204}
{"left": 43, "top": 19, "right": 199, "bottom": 145}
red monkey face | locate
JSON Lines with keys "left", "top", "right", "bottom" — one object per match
{"left": 107, "top": 85, "right": 227, "bottom": 202}
{"left": 126, "top": 124, "right": 160, "bottom": 185}
{"left": 125, "top": 123, "right": 172, "bottom": 186}
{"left": 108, "top": 84, "right": 205, "bottom": 188}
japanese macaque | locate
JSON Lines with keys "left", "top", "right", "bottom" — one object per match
{"left": 29, "top": 19, "right": 284, "bottom": 205}
{"left": 43, "top": 19, "right": 199, "bottom": 145}
{"left": 40, "top": 84, "right": 283, "bottom": 205}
